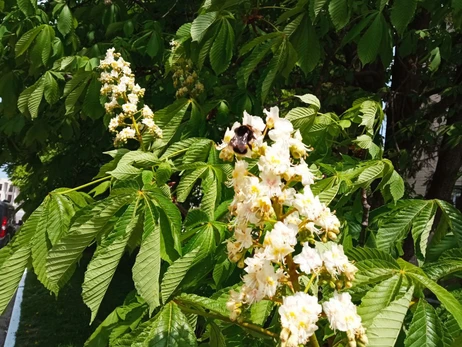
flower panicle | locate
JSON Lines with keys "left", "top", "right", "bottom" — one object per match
{"left": 99, "top": 48, "right": 162, "bottom": 146}
{"left": 219, "top": 107, "right": 367, "bottom": 346}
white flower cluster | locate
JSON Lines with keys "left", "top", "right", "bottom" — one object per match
{"left": 99, "top": 48, "right": 162, "bottom": 146}
{"left": 218, "top": 107, "right": 366, "bottom": 346}
{"left": 323, "top": 292, "right": 368, "bottom": 346}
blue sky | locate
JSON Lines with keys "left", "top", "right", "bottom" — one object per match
{"left": 0, "top": 168, "right": 7, "bottom": 178}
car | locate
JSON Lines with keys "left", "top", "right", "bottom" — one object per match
{"left": 0, "top": 200, "right": 16, "bottom": 248}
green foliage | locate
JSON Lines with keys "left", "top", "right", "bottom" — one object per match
{"left": 1, "top": 0, "right": 462, "bottom": 346}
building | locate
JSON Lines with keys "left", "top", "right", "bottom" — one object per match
{"left": 0, "top": 178, "right": 25, "bottom": 222}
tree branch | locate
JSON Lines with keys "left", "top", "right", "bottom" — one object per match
{"left": 360, "top": 188, "right": 370, "bottom": 244}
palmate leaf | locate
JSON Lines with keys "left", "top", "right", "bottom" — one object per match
{"left": 176, "top": 293, "right": 229, "bottom": 317}
{"left": 412, "top": 201, "right": 437, "bottom": 259}
{"left": 28, "top": 77, "right": 45, "bottom": 119}
{"left": 436, "top": 200, "right": 462, "bottom": 243}
{"left": 404, "top": 300, "right": 442, "bottom": 347}
{"left": 366, "top": 286, "right": 414, "bottom": 347}
{"left": 261, "top": 38, "right": 287, "bottom": 102}
{"left": 183, "top": 139, "right": 213, "bottom": 165}
{"left": 47, "top": 193, "right": 134, "bottom": 290}
{"left": 0, "top": 205, "right": 43, "bottom": 314}
{"left": 208, "top": 321, "right": 226, "bottom": 347}
{"left": 357, "top": 274, "right": 403, "bottom": 327}
{"left": 133, "top": 199, "right": 162, "bottom": 313}
{"left": 83, "top": 201, "right": 140, "bottom": 322}
{"left": 123, "top": 302, "right": 197, "bottom": 347}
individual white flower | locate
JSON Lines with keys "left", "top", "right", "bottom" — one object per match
{"left": 116, "top": 127, "right": 136, "bottom": 144}
{"left": 260, "top": 170, "right": 283, "bottom": 197}
{"left": 268, "top": 116, "right": 293, "bottom": 142}
{"left": 241, "top": 252, "right": 282, "bottom": 303}
{"left": 293, "top": 187, "right": 323, "bottom": 220}
{"left": 293, "top": 159, "right": 315, "bottom": 186}
{"left": 242, "top": 111, "right": 265, "bottom": 135}
{"left": 227, "top": 240, "right": 243, "bottom": 263}
{"left": 104, "top": 97, "right": 119, "bottom": 113}
{"left": 127, "top": 93, "right": 139, "bottom": 105}
{"left": 141, "top": 105, "right": 154, "bottom": 119}
{"left": 234, "top": 227, "right": 254, "bottom": 250}
{"left": 289, "top": 130, "right": 308, "bottom": 158}
{"left": 122, "top": 102, "right": 137, "bottom": 114}
{"left": 226, "top": 290, "right": 244, "bottom": 321}
{"left": 263, "top": 222, "right": 297, "bottom": 262}
{"left": 321, "top": 244, "right": 350, "bottom": 278}
{"left": 283, "top": 211, "right": 301, "bottom": 233}
{"left": 258, "top": 142, "right": 291, "bottom": 175}
{"left": 279, "top": 187, "right": 297, "bottom": 206}
{"left": 108, "top": 117, "right": 120, "bottom": 132}
{"left": 279, "top": 292, "right": 322, "bottom": 346}
{"left": 132, "top": 83, "right": 145, "bottom": 96}
{"left": 293, "top": 243, "right": 322, "bottom": 275}
{"left": 323, "top": 292, "right": 363, "bottom": 333}
{"left": 230, "top": 160, "right": 248, "bottom": 189}
{"left": 264, "top": 106, "right": 280, "bottom": 129}
{"left": 315, "top": 207, "right": 340, "bottom": 234}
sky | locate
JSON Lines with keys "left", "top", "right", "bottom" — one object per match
{"left": 0, "top": 167, "right": 7, "bottom": 179}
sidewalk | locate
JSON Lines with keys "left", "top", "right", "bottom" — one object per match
{"left": 0, "top": 298, "right": 14, "bottom": 347}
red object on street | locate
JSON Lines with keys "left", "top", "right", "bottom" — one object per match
{"left": 0, "top": 216, "right": 7, "bottom": 238}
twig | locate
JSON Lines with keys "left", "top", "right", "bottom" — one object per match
{"left": 162, "top": 0, "right": 179, "bottom": 18}
{"left": 360, "top": 188, "right": 370, "bottom": 244}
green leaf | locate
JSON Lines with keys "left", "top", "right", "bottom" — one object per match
{"left": 390, "top": 0, "right": 417, "bottom": 36}
{"left": 57, "top": 5, "right": 73, "bottom": 36}
{"left": 404, "top": 300, "right": 442, "bottom": 347}
{"left": 133, "top": 199, "right": 161, "bottom": 313}
{"left": 147, "top": 189, "right": 182, "bottom": 257}
{"left": 129, "top": 302, "right": 197, "bottom": 346}
{"left": 312, "top": 0, "right": 328, "bottom": 18}
{"left": 436, "top": 200, "right": 462, "bottom": 244}
{"left": 153, "top": 99, "right": 190, "bottom": 150}
{"left": 423, "top": 259, "right": 462, "bottom": 282}
{"left": 412, "top": 201, "right": 437, "bottom": 259}
{"left": 295, "top": 94, "right": 321, "bottom": 110}
{"left": 16, "top": 25, "right": 44, "bottom": 57}
{"left": 209, "top": 19, "right": 234, "bottom": 75}
{"left": 83, "top": 77, "right": 104, "bottom": 120}
{"left": 366, "top": 286, "right": 413, "bottom": 346}
{"left": 109, "top": 163, "right": 142, "bottom": 180}
{"left": 208, "top": 321, "right": 226, "bottom": 347}
{"left": 250, "top": 300, "right": 274, "bottom": 326}
{"left": 291, "top": 14, "right": 320, "bottom": 75}
{"left": 376, "top": 200, "right": 430, "bottom": 253}
{"left": 201, "top": 169, "right": 218, "bottom": 221}
{"left": 17, "top": 0, "right": 36, "bottom": 16}
{"left": 44, "top": 72, "right": 59, "bottom": 105}
{"left": 31, "top": 194, "right": 74, "bottom": 292}
{"left": 358, "top": 13, "right": 383, "bottom": 65}
{"left": 191, "top": 11, "right": 219, "bottom": 42}
{"left": 329, "top": 0, "right": 350, "bottom": 30}
{"left": 357, "top": 274, "right": 402, "bottom": 327}
{"left": 406, "top": 272, "right": 462, "bottom": 329}
{"left": 177, "top": 167, "right": 208, "bottom": 202}
{"left": 175, "top": 293, "right": 229, "bottom": 317}
{"left": 83, "top": 201, "right": 140, "bottom": 322}
{"left": 237, "top": 39, "right": 274, "bottom": 88}
{"left": 359, "top": 100, "right": 378, "bottom": 131}
{"left": 239, "top": 32, "right": 282, "bottom": 56}
{"left": 357, "top": 161, "right": 384, "bottom": 184}
{"left": 28, "top": 77, "right": 44, "bottom": 119}
{"left": 0, "top": 205, "right": 43, "bottom": 314}
{"left": 47, "top": 193, "right": 134, "bottom": 289}
{"left": 161, "top": 247, "right": 201, "bottom": 303}
{"left": 261, "top": 39, "right": 286, "bottom": 102}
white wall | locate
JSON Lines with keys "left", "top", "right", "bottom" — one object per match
{"left": 0, "top": 178, "right": 25, "bottom": 222}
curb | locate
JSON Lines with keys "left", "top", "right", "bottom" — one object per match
{"left": 4, "top": 270, "right": 27, "bottom": 347}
